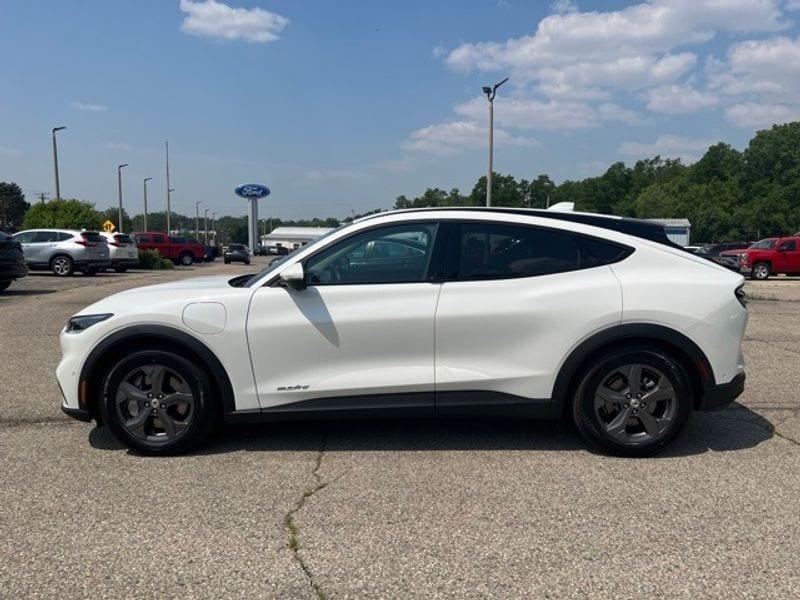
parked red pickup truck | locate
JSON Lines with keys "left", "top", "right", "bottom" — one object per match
{"left": 132, "top": 232, "right": 205, "bottom": 266}
{"left": 738, "top": 236, "right": 800, "bottom": 280}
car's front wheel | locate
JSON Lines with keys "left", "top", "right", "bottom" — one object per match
{"left": 751, "top": 262, "right": 770, "bottom": 280}
{"left": 572, "top": 346, "right": 692, "bottom": 457}
{"left": 99, "top": 349, "right": 219, "bottom": 454}
{"left": 179, "top": 252, "right": 195, "bottom": 266}
{"left": 50, "top": 255, "right": 74, "bottom": 277}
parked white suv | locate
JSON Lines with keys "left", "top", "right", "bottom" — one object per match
{"left": 57, "top": 208, "right": 748, "bottom": 456}
{"left": 99, "top": 232, "right": 139, "bottom": 273}
{"left": 14, "top": 229, "right": 111, "bottom": 276}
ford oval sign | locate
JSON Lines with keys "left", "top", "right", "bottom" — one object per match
{"left": 235, "top": 184, "right": 270, "bottom": 199}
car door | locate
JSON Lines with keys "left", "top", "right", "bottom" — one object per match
{"left": 246, "top": 221, "right": 443, "bottom": 415}
{"left": 775, "top": 238, "right": 800, "bottom": 273}
{"left": 434, "top": 220, "right": 624, "bottom": 416}
{"left": 12, "top": 231, "right": 37, "bottom": 265}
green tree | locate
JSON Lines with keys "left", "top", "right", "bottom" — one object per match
{"left": 527, "top": 174, "right": 556, "bottom": 209}
{"left": 0, "top": 182, "right": 30, "bottom": 232}
{"left": 98, "top": 206, "right": 133, "bottom": 233}
{"left": 22, "top": 199, "right": 101, "bottom": 230}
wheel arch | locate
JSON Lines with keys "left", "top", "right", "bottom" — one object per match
{"left": 78, "top": 324, "right": 235, "bottom": 422}
{"left": 552, "top": 323, "right": 715, "bottom": 420}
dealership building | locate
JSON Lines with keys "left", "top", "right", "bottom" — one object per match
{"left": 259, "top": 227, "right": 334, "bottom": 251}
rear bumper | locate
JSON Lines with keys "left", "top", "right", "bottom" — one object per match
{"left": 110, "top": 258, "right": 139, "bottom": 267}
{"left": 698, "top": 372, "right": 745, "bottom": 411}
{"left": 0, "top": 261, "right": 28, "bottom": 279}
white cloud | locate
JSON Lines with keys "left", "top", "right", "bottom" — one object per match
{"left": 454, "top": 96, "right": 642, "bottom": 130}
{"left": 179, "top": 0, "right": 288, "bottom": 44}
{"left": 709, "top": 36, "right": 800, "bottom": 97}
{"left": 443, "top": 0, "right": 787, "bottom": 100}
{"left": 551, "top": 0, "right": 578, "bottom": 14}
{"left": 72, "top": 102, "right": 108, "bottom": 112}
{"left": 618, "top": 134, "right": 713, "bottom": 162}
{"left": 401, "top": 121, "right": 538, "bottom": 156}
{"left": 725, "top": 101, "right": 800, "bottom": 127}
{"left": 644, "top": 84, "right": 718, "bottom": 113}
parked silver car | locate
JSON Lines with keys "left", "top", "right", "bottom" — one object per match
{"left": 100, "top": 232, "right": 139, "bottom": 273}
{"left": 12, "top": 229, "right": 111, "bottom": 276}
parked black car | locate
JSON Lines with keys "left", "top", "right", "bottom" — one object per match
{"left": 223, "top": 243, "right": 251, "bottom": 265}
{"left": 696, "top": 242, "right": 750, "bottom": 270}
{"left": 0, "top": 231, "right": 28, "bottom": 292}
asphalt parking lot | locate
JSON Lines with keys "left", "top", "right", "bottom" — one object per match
{"left": 2, "top": 263, "right": 800, "bottom": 599}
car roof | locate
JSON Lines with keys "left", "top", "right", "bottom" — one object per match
{"left": 357, "top": 207, "right": 680, "bottom": 248}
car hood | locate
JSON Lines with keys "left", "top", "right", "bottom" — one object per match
{"left": 135, "top": 275, "right": 236, "bottom": 292}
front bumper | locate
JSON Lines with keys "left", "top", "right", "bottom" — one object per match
{"left": 61, "top": 404, "right": 93, "bottom": 422}
{"left": 698, "top": 372, "right": 746, "bottom": 411}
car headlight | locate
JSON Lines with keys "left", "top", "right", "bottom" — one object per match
{"left": 66, "top": 313, "right": 113, "bottom": 333}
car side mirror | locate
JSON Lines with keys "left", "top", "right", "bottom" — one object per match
{"left": 279, "top": 262, "right": 306, "bottom": 290}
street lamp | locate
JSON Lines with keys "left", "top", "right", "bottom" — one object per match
{"left": 165, "top": 141, "right": 172, "bottom": 235}
{"left": 482, "top": 77, "right": 509, "bottom": 207}
{"left": 204, "top": 208, "right": 210, "bottom": 245}
{"left": 52, "top": 126, "right": 66, "bottom": 200}
{"left": 195, "top": 201, "right": 202, "bottom": 241}
{"left": 143, "top": 177, "right": 152, "bottom": 232}
{"left": 117, "top": 163, "right": 128, "bottom": 232}
{"left": 212, "top": 212, "right": 217, "bottom": 244}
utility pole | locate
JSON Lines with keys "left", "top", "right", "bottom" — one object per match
{"left": 204, "top": 208, "right": 210, "bottom": 245}
{"left": 117, "top": 163, "right": 128, "bottom": 232}
{"left": 165, "top": 141, "right": 171, "bottom": 234}
{"left": 195, "top": 201, "right": 202, "bottom": 241}
{"left": 212, "top": 212, "right": 216, "bottom": 244}
{"left": 52, "top": 126, "right": 66, "bottom": 200}
{"left": 143, "top": 177, "right": 152, "bottom": 232}
{"left": 38, "top": 192, "right": 49, "bottom": 204}
{"left": 482, "top": 77, "right": 509, "bottom": 207}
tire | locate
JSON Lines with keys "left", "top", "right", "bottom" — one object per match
{"left": 83, "top": 268, "right": 98, "bottom": 276}
{"left": 179, "top": 252, "right": 195, "bottom": 266}
{"left": 0, "top": 280, "right": 11, "bottom": 292}
{"left": 245, "top": 260, "right": 250, "bottom": 266}
{"left": 50, "top": 255, "right": 74, "bottom": 277}
{"left": 751, "top": 262, "right": 770, "bottom": 280}
{"left": 99, "top": 349, "right": 220, "bottom": 455}
{"left": 571, "top": 345, "right": 692, "bottom": 457}
{"left": 114, "top": 266, "right": 128, "bottom": 273}
{"left": 224, "top": 259, "right": 230, "bottom": 264}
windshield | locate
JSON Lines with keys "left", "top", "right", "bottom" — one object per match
{"left": 750, "top": 238, "right": 777, "bottom": 250}
{"left": 243, "top": 224, "right": 346, "bottom": 287}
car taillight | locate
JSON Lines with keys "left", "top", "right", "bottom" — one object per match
{"left": 735, "top": 285, "right": 747, "bottom": 308}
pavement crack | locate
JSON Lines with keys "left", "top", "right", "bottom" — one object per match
{"left": 284, "top": 433, "right": 329, "bottom": 600}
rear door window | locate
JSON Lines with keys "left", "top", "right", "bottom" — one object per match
{"left": 82, "top": 231, "right": 105, "bottom": 243}
{"left": 451, "top": 222, "right": 631, "bottom": 280}
{"left": 151, "top": 234, "right": 166, "bottom": 244}
{"left": 34, "top": 231, "right": 61, "bottom": 242}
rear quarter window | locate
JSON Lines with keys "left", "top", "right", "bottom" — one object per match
{"left": 82, "top": 232, "right": 104, "bottom": 243}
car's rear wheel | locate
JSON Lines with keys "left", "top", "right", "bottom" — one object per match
{"left": 572, "top": 346, "right": 692, "bottom": 457}
{"left": 179, "top": 252, "right": 194, "bottom": 266}
{"left": 50, "top": 255, "right": 74, "bottom": 277}
{"left": 99, "top": 349, "right": 219, "bottom": 455}
{"left": 751, "top": 262, "right": 770, "bottom": 280}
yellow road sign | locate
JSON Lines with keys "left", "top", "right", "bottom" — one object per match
{"left": 102, "top": 220, "right": 116, "bottom": 233}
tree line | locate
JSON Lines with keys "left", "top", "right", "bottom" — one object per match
{"left": 2, "top": 121, "right": 799, "bottom": 244}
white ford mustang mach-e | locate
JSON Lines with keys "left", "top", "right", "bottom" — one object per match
{"left": 58, "top": 208, "right": 748, "bottom": 456}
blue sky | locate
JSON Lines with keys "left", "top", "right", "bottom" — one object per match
{"left": 2, "top": 0, "right": 799, "bottom": 219}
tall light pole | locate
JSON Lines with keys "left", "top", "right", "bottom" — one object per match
{"left": 195, "top": 201, "right": 202, "bottom": 241}
{"left": 165, "top": 141, "right": 172, "bottom": 234}
{"left": 482, "top": 77, "right": 509, "bottom": 207}
{"left": 204, "top": 208, "right": 210, "bottom": 245}
{"left": 117, "top": 163, "right": 128, "bottom": 232}
{"left": 212, "top": 212, "right": 217, "bottom": 244}
{"left": 52, "top": 126, "right": 66, "bottom": 200}
{"left": 143, "top": 177, "right": 152, "bottom": 232}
